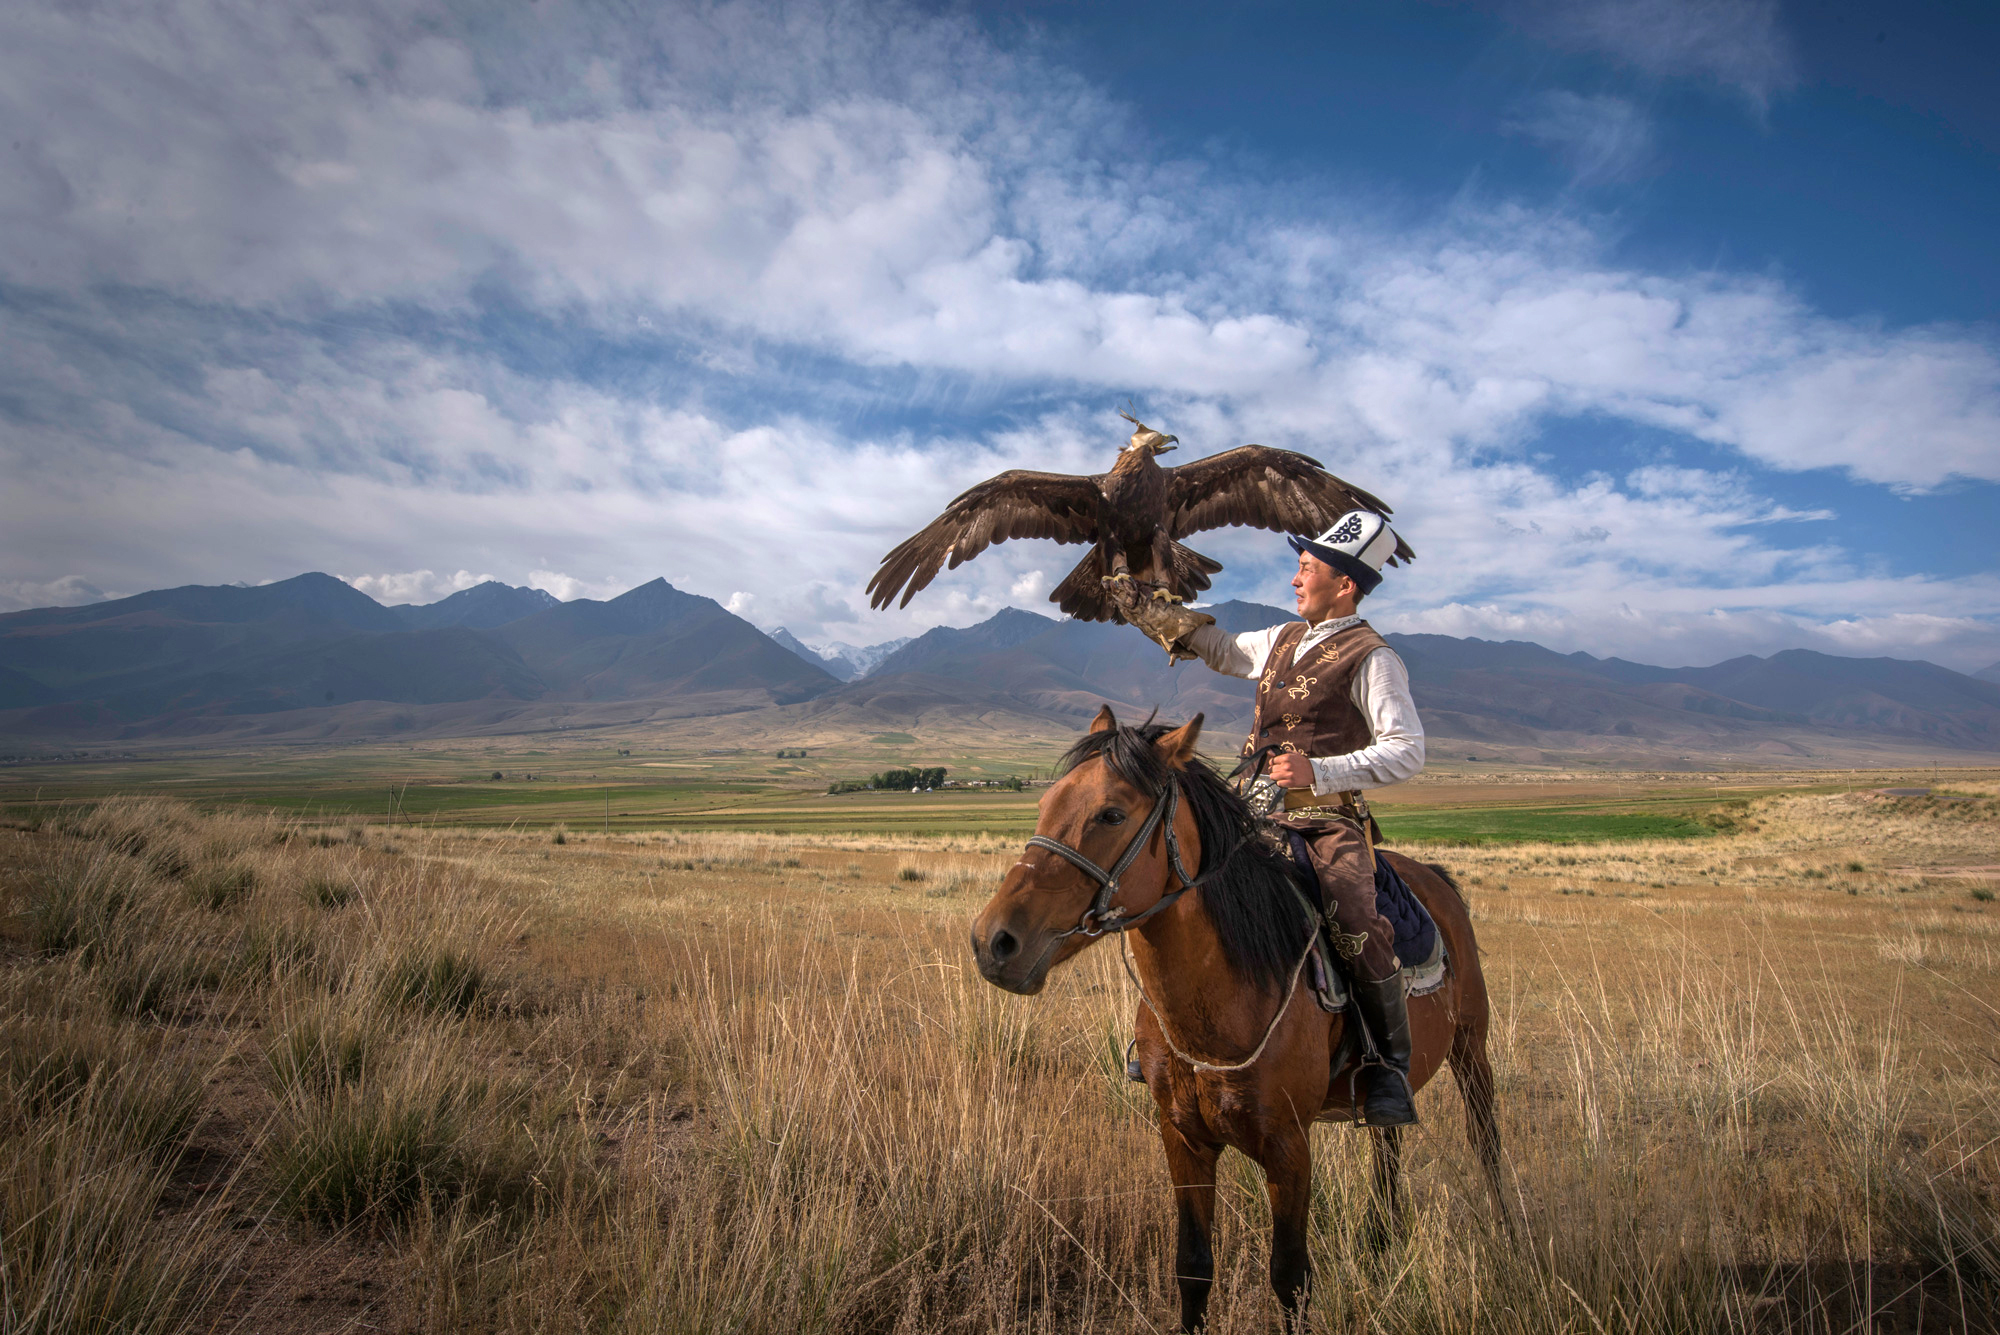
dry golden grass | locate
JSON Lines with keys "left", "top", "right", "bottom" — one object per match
{"left": 0, "top": 786, "right": 1994, "bottom": 1333}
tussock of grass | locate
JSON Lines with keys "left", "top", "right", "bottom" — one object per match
{"left": 378, "top": 942, "right": 487, "bottom": 1016}
{"left": 268, "top": 1033, "right": 590, "bottom": 1230}
{"left": 3, "top": 1019, "right": 207, "bottom": 1161}
{"left": 99, "top": 937, "right": 189, "bottom": 1018}
{"left": 2, "top": 1137, "right": 222, "bottom": 1333}
{"left": 268, "top": 1053, "right": 474, "bottom": 1227}
{"left": 265, "top": 996, "right": 385, "bottom": 1098}
{"left": 300, "top": 870, "right": 360, "bottom": 908}
{"left": 26, "top": 845, "right": 146, "bottom": 955}
{"left": 185, "top": 857, "right": 256, "bottom": 910}
{"left": 0, "top": 1008, "right": 225, "bottom": 1333}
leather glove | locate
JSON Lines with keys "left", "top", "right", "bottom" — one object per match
{"left": 1103, "top": 578, "right": 1215, "bottom": 661}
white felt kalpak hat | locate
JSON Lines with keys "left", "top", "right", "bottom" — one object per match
{"left": 1288, "top": 510, "right": 1400, "bottom": 595}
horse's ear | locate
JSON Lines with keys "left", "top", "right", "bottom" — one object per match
{"left": 1089, "top": 704, "right": 1118, "bottom": 734}
{"left": 1155, "top": 713, "right": 1204, "bottom": 767}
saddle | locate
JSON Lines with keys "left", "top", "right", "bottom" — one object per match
{"left": 1281, "top": 831, "right": 1446, "bottom": 1015}
{"left": 1227, "top": 746, "right": 1445, "bottom": 1014}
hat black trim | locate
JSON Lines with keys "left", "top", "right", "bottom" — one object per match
{"left": 1287, "top": 535, "right": 1384, "bottom": 595}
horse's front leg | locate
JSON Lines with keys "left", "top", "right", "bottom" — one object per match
{"left": 1259, "top": 1129, "right": 1314, "bottom": 1327}
{"left": 1161, "top": 1125, "right": 1219, "bottom": 1333}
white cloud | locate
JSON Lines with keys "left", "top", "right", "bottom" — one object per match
{"left": 343, "top": 569, "right": 494, "bottom": 605}
{"left": 527, "top": 570, "right": 622, "bottom": 602}
{"left": 1328, "top": 233, "right": 2000, "bottom": 488}
{"left": 1010, "top": 570, "right": 1049, "bottom": 602}
{"left": 3, "top": 0, "right": 1992, "bottom": 494}
{"left": 0, "top": 0, "right": 1994, "bottom": 674}
{"left": 1391, "top": 596, "right": 2000, "bottom": 672}
{"left": 0, "top": 576, "right": 110, "bottom": 613}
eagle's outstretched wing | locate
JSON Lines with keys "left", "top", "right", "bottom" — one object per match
{"left": 866, "top": 471, "right": 1104, "bottom": 610}
{"left": 1164, "top": 446, "right": 1416, "bottom": 565}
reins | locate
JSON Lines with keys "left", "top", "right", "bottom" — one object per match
{"left": 1116, "top": 913, "right": 1320, "bottom": 1075}
{"left": 1026, "top": 766, "right": 1320, "bottom": 1074}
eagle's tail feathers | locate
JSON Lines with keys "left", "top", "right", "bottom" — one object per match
{"left": 1051, "top": 548, "right": 1116, "bottom": 622}
{"left": 1168, "top": 540, "right": 1222, "bottom": 598}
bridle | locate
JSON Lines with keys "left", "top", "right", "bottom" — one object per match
{"left": 1027, "top": 769, "right": 1236, "bottom": 941}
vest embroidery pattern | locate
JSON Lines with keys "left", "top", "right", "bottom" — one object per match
{"left": 1244, "top": 621, "right": 1390, "bottom": 816}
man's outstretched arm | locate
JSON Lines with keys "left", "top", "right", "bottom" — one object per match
{"left": 1183, "top": 622, "right": 1287, "bottom": 680}
{"left": 1108, "top": 583, "right": 1289, "bottom": 677}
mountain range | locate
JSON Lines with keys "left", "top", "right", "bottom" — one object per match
{"left": 2, "top": 574, "right": 1997, "bottom": 762}
{"left": 0, "top": 574, "right": 831, "bottom": 740}
{"left": 796, "top": 601, "right": 2000, "bottom": 759}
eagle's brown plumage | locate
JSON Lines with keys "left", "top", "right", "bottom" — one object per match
{"left": 865, "top": 415, "right": 1414, "bottom": 622}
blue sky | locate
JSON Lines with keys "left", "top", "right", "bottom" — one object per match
{"left": 1, "top": 0, "right": 1995, "bottom": 669}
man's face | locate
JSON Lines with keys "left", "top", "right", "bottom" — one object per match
{"left": 1292, "top": 553, "right": 1357, "bottom": 623}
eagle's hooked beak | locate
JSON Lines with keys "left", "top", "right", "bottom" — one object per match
{"left": 1154, "top": 436, "right": 1178, "bottom": 453}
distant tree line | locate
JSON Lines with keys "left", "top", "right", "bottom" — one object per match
{"left": 775, "top": 748, "right": 809, "bottom": 758}
{"left": 824, "top": 768, "right": 1032, "bottom": 794}
{"left": 827, "top": 766, "right": 948, "bottom": 793}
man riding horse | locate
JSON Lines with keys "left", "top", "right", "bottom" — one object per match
{"left": 1116, "top": 509, "right": 1422, "bottom": 1127}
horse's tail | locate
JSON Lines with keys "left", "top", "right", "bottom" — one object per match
{"left": 1422, "top": 860, "right": 1468, "bottom": 908}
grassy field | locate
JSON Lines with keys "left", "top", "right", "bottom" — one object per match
{"left": 1, "top": 767, "right": 1996, "bottom": 1333}
{"left": 7, "top": 737, "right": 1990, "bottom": 844}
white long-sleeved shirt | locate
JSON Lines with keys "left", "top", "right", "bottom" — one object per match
{"left": 1185, "top": 614, "right": 1425, "bottom": 794}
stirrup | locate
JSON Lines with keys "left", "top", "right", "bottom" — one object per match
{"left": 1359, "top": 1063, "right": 1418, "bottom": 1127}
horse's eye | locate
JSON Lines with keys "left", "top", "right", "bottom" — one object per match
{"left": 1098, "top": 808, "right": 1127, "bottom": 826}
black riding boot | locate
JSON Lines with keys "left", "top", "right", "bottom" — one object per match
{"left": 1354, "top": 970, "right": 1419, "bottom": 1127}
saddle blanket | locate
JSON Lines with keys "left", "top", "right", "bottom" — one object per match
{"left": 1286, "top": 833, "right": 1446, "bottom": 1011}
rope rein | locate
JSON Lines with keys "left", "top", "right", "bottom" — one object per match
{"left": 1118, "top": 909, "right": 1319, "bottom": 1075}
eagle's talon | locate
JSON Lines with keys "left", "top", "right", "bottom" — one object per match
{"left": 1150, "top": 588, "right": 1184, "bottom": 604}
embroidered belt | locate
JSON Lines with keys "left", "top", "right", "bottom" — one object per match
{"left": 1282, "top": 788, "right": 1370, "bottom": 820}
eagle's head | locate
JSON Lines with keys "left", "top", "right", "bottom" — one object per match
{"left": 1118, "top": 411, "right": 1177, "bottom": 456}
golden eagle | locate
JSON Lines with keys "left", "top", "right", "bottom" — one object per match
{"left": 866, "top": 414, "right": 1413, "bottom": 621}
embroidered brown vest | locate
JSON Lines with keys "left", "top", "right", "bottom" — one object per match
{"left": 1242, "top": 619, "right": 1389, "bottom": 829}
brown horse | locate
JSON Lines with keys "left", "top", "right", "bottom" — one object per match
{"left": 971, "top": 707, "right": 1506, "bottom": 1331}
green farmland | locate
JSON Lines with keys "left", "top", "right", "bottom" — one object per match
{"left": 1374, "top": 805, "right": 1714, "bottom": 845}
{"left": 4, "top": 737, "right": 1977, "bottom": 845}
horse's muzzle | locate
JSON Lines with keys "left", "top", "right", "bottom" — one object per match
{"left": 970, "top": 912, "right": 1055, "bottom": 994}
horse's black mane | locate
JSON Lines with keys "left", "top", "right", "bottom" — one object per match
{"left": 1058, "top": 722, "right": 1315, "bottom": 994}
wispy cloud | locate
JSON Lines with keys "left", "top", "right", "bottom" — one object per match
{"left": 1512, "top": 0, "right": 1800, "bottom": 109}
{"left": 1505, "top": 90, "right": 1656, "bottom": 185}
